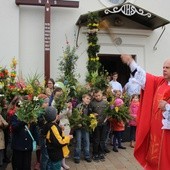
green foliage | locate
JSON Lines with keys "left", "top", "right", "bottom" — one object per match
{"left": 59, "top": 43, "right": 79, "bottom": 98}
{"left": 86, "top": 12, "right": 100, "bottom": 73}
{"left": 86, "top": 59, "right": 101, "bottom": 73}
{"left": 69, "top": 108, "right": 97, "bottom": 132}
{"left": 86, "top": 69, "right": 109, "bottom": 91}
{"left": 74, "top": 84, "right": 90, "bottom": 102}
{"left": 105, "top": 105, "right": 131, "bottom": 123}
{"left": 122, "top": 93, "right": 131, "bottom": 107}
{"left": 26, "top": 73, "right": 44, "bottom": 96}
{"left": 86, "top": 12, "right": 109, "bottom": 90}
{"left": 53, "top": 89, "right": 70, "bottom": 113}
{"left": 17, "top": 96, "right": 43, "bottom": 124}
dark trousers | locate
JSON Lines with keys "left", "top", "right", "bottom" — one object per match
{"left": 92, "top": 124, "right": 107, "bottom": 156}
{"left": 12, "top": 149, "right": 32, "bottom": 170}
{"left": 104, "top": 121, "right": 111, "bottom": 149}
{"left": 113, "top": 131, "right": 123, "bottom": 147}
{"left": 130, "top": 126, "right": 136, "bottom": 141}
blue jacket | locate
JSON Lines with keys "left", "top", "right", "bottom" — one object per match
{"left": 11, "top": 114, "right": 38, "bottom": 151}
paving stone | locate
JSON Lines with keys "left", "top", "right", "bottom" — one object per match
{"left": 5, "top": 142, "right": 143, "bottom": 170}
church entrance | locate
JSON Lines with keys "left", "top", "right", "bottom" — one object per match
{"left": 98, "top": 54, "right": 136, "bottom": 142}
{"left": 98, "top": 54, "right": 132, "bottom": 87}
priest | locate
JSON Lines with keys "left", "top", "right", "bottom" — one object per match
{"left": 121, "top": 54, "right": 170, "bottom": 170}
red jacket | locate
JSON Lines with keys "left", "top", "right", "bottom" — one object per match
{"left": 109, "top": 118, "right": 125, "bottom": 131}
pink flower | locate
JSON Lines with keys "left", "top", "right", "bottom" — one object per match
{"left": 114, "top": 98, "right": 124, "bottom": 107}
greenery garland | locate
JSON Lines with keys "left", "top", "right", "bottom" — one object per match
{"left": 86, "top": 12, "right": 100, "bottom": 73}
{"left": 86, "top": 12, "right": 109, "bottom": 90}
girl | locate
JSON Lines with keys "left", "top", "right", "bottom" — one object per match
{"left": 129, "top": 94, "right": 140, "bottom": 148}
{"left": 110, "top": 91, "right": 126, "bottom": 152}
{"left": 45, "top": 78, "right": 55, "bottom": 98}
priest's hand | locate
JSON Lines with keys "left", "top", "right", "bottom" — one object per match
{"left": 158, "top": 100, "right": 167, "bottom": 111}
{"left": 121, "top": 54, "right": 134, "bottom": 65}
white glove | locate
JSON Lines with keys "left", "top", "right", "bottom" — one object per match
{"left": 162, "top": 110, "right": 170, "bottom": 130}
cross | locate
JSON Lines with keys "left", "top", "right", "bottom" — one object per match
{"left": 16, "top": 0, "right": 79, "bottom": 81}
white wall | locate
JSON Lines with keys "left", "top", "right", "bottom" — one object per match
{"left": 135, "top": 0, "right": 170, "bottom": 75}
{"left": 0, "top": 1, "right": 19, "bottom": 69}
{"left": 19, "top": 6, "right": 44, "bottom": 78}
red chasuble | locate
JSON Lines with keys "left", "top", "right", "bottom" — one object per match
{"left": 134, "top": 73, "right": 170, "bottom": 170}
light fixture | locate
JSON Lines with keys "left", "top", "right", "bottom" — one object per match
{"left": 114, "top": 17, "right": 124, "bottom": 26}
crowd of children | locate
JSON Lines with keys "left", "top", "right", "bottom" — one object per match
{"left": 0, "top": 76, "right": 141, "bottom": 170}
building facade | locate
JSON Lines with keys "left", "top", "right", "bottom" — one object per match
{"left": 1, "top": 0, "right": 170, "bottom": 83}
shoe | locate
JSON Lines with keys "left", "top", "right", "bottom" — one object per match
{"left": 118, "top": 146, "right": 126, "bottom": 149}
{"left": 104, "top": 148, "right": 110, "bottom": 153}
{"left": 93, "top": 155, "right": 100, "bottom": 162}
{"left": 62, "top": 164, "right": 70, "bottom": 169}
{"left": 74, "top": 159, "right": 80, "bottom": 164}
{"left": 112, "top": 147, "right": 118, "bottom": 152}
{"left": 34, "top": 162, "right": 40, "bottom": 170}
{"left": 85, "top": 158, "right": 92, "bottom": 162}
{"left": 3, "top": 158, "right": 11, "bottom": 163}
{"left": 99, "top": 154, "right": 105, "bottom": 161}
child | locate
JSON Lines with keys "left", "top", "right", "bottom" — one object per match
{"left": 73, "top": 94, "right": 92, "bottom": 164}
{"left": 90, "top": 89, "right": 108, "bottom": 161}
{"left": 111, "top": 91, "right": 126, "bottom": 152}
{"left": 110, "top": 118, "right": 126, "bottom": 152}
{"left": 51, "top": 87, "right": 72, "bottom": 135}
{"left": 35, "top": 94, "right": 50, "bottom": 170}
{"left": 44, "top": 106, "right": 73, "bottom": 170}
{"left": 129, "top": 94, "right": 140, "bottom": 148}
{"left": 102, "top": 92, "right": 111, "bottom": 153}
{"left": 11, "top": 100, "right": 38, "bottom": 170}
{"left": 51, "top": 88, "right": 72, "bottom": 169}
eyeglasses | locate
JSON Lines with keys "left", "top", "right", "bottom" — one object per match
{"left": 48, "top": 82, "right": 53, "bottom": 84}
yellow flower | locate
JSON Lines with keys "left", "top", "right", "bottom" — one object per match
{"left": 88, "top": 42, "right": 93, "bottom": 46}
{"left": 0, "top": 82, "right": 4, "bottom": 89}
{"left": 89, "top": 113, "right": 97, "bottom": 131}
{"left": 12, "top": 57, "right": 17, "bottom": 66}
{"left": 89, "top": 118, "right": 97, "bottom": 131}
{"left": 26, "top": 85, "right": 34, "bottom": 94}
{"left": 115, "top": 107, "right": 119, "bottom": 113}
{"left": 92, "top": 23, "right": 99, "bottom": 27}
{"left": 96, "top": 57, "right": 99, "bottom": 61}
{"left": 89, "top": 114, "right": 95, "bottom": 118}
